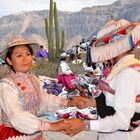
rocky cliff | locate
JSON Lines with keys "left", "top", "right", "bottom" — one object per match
{"left": 0, "top": 0, "right": 140, "bottom": 52}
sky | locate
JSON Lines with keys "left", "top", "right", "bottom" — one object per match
{"left": 0, "top": 0, "right": 118, "bottom": 18}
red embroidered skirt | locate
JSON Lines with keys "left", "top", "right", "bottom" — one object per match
{"left": 0, "top": 124, "right": 25, "bottom": 140}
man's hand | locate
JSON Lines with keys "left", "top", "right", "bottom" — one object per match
{"left": 67, "top": 96, "right": 96, "bottom": 109}
{"left": 64, "top": 118, "right": 84, "bottom": 136}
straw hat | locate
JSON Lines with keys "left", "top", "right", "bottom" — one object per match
{"left": 0, "top": 36, "right": 39, "bottom": 59}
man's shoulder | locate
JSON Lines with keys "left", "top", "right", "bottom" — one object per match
{"left": 117, "top": 67, "right": 140, "bottom": 80}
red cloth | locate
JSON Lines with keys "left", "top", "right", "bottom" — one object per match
{"left": 0, "top": 124, "right": 26, "bottom": 140}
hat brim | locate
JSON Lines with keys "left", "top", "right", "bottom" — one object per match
{"left": 91, "top": 24, "right": 140, "bottom": 62}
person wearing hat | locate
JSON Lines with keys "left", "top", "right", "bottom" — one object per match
{"left": 62, "top": 24, "right": 140, "bottom": 140}
{"left": 0, "top": 36, "right": 96, "bottom": 140}
{"left": 57, "top": 52, "right": 77, "bottom": 90}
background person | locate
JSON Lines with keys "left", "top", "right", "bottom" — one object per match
{"left": 57, "top": 52, "right": 77, "bottom": 91}
{"left": 35, "top": 45, "right": 48, "bottom": 59}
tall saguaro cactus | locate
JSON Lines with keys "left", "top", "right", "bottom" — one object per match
{"left": 45, "top": 18, "right": 49, "bottom": 38}
{"left": 45, "top": 18, "right": 50, "bottom": 54}
{"left": 61, "top": 30, "right": 65, "bottom": 50}
{"left": 45, "top": 0, "right": 65, "bottom": 62}
{"left": 54, "top": 2, "right": 60, "bottom": 60}
{"left": 49, "top": 0, "right": 54, "bottom": 62}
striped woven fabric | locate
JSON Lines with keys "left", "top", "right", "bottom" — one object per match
{"left": 97, "top": 19, "right": 130, "bottom": 39}
{"left": 91, "top": 23, "right": 140, "bottom": 63}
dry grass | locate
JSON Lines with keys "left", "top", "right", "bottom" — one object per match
{"left": 70, "top": 63, "right": 83, "bottom": 74}
{"left": 30, "top": 59, "right": 58, "bottom": 78}
{"left": 0, "top": 57, "right": 84, "bottom": 79}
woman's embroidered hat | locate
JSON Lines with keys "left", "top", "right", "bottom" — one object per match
{"left": 0, "top": 36, "right": 39, "bottom": 59}
{"left": 91, "top": 22, "right": 140, "bottom": 62}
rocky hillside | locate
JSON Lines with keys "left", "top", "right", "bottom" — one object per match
{"left": 0, "top": 0, "right": 140, "bottom": 52}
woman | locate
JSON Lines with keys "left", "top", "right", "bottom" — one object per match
{"left": 0, "top": 36, "right": 95, "bottom": 140}
{"left": 57, "top": 52, "right": 77, "bottom": 91}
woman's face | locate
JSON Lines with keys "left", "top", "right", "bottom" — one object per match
{"left": 6, "top": 45, "right": 33, "bottom": 73}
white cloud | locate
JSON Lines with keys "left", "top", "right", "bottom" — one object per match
{"left": 0, "top": 0, "right": 117, "bottom": 17}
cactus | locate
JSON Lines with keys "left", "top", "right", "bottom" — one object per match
{"left": 61, "top": 30, "right": 65, "bottom": 50}
{"left": 45, "top": 18, "right": 50, "bottom": 56}
{"left": 54, "top": 2, "right": 60, "bottom": 60}
{"left": 49, "top": 0, "right": 54, "bottom": 62}
{"left": 45, "top": 0, "right": 65, "bottom": 62}
{"left": 45, "top": 18, "right": 49, "bottom": 39}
